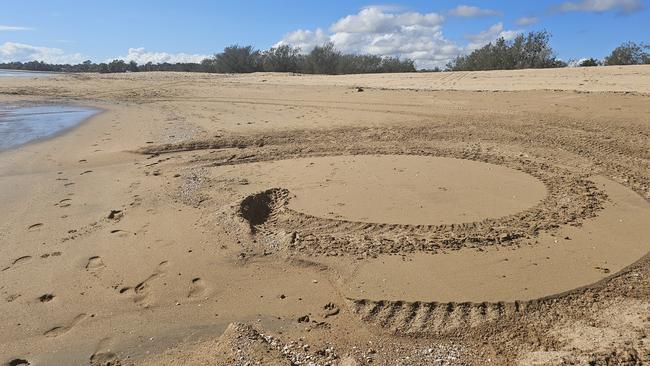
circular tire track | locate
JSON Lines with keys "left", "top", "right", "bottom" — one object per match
{"left": 142, "top": 128, "right": 607, "bottom": 257}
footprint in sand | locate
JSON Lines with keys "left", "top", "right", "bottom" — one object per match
{"left": 90, "top": 351, "right": 119, "bottom": 366}
{"left": 122, "top": 261, "right": 169, "bottom": 306}
{"left": 8, "top": 359, "right": 30, "bottom": 366}
{"left": 38, "top": 294, "right": 55, "bottom": 303}
{"left": 27, "top": 223, "right": 43, "bottom": 231}
{"left": 86, "top": 256, "right": 105, "bottom": 271}
{"left": 107, "top": 210, "right": 123, "bottom": 220}
{"left": 43, "top": 313, "right": 87, "bottom": 338}
{"left": 89, "top": 337, "right": 121, "bottom": 366}
{"left": 57, "top": 198, "right": 72, "bottom": 208}
{"left": 12, "top": 256, "right": 32, "bottom": 266}
{"left": 40, "top": 252, "right": 62, "bottom": 259}
{"left": 109, "top": 229, "right": 131, "bottom": 238}
{"left": 5, "top": 294, "right": 21, "bottom": 303}
{"left": 188, "top": 277, "right": 209, "bottom": 298}
{"left": 2, "top": 256, "right": 32, "bottom": 271}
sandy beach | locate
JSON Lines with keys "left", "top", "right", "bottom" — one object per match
{"left": 1, "top": 66, "right": 650, "bottom": 365}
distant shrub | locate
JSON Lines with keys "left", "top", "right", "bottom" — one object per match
{"left": 262, "top": 45, "right": 301, "bottom": 72}
{"left": 206, "top": 45, "right": 262, "bottom": 73}
{"left": 300, "top": 43, "right": 342, "bottom": 75}
{"left": 579, "top": 58, "right": 600, "bottom": 67}
{"left": 128, "top": 61, "right": 139, "bottom": 72}
{"left": 106, "top": 60, "right": 128, "bottom": 73}
{"left": 377, "top": 56, "right": 416, "bottom": 73}
{"left": 419, "top": 67, "right": 442, "bottom": 72}
{"left": 604, "top": 42, "right": 650, "bottom": 66}
{"left": 447, "top": 30, "right": 565, "bottom": 71}
{"left": 294, "top": 43, "right": 415, "bottom": 75}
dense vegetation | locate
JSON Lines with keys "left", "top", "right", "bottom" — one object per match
{"left": 604, "top": 42, "right": 650, "bottom": 66}
{"left": 447, "top": 31, "right": 567, "bottom": 71}
{"left": 0, "top": 43, "right": 415, "bottom": 75}
{"left": 0, "top": 59, "right": 207, "bottom": 73}
{"left": 192, "top": 43, "right": 415, "bottom": 74}
{"left": 1, "top": 39, "right": 648, "bottom": 74}
{"left": 448, "top": 32, "right": 649, "bottom": 71}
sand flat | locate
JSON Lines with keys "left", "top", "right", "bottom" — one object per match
{"left": 225, "top": 65, "right": 650, "bottom": 93}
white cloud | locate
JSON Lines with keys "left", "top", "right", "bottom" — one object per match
{"left": 275, "top": 7, "right": 523, "bottom": 68}
{"left": 116, "top": 48, "right": 210, "bottom": 64}
{"left": 276, "top": 28, "right": 330, "bottom": 53}
{"left": 276, "top": 6, "right": 462, "bottom": 69}
{"left": 557, "top": 0, "right": 643, "bottom": 13}
{"left": 515, "top": 16, "right": 540, "bottom": 26}
{"left": 330, "top": 7, "right": 445, "bottom": 33}
{"left": 568, "top": 58, "right": 589, "bottom": 67}
{"left": 0, "top": 42, "right": 85, "bottom": 63}
{"left": 466, "top": 23, "right": 522, "bottom": 51}
{"left": 0, "top": 25, "right": 33, "bottom": 31}
{"left": 448, "top": 5, "right": 502, "bottom": 17}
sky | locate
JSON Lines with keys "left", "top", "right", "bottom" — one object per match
{"left": 1, "top": 0, "right": 648, "bottom": 68}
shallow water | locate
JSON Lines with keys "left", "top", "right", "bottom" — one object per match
{"left": 0, "top": 104, "right": 99, "bottom": 151}
{"left": 0, "top": 69, "right": 53, "bottom": 77}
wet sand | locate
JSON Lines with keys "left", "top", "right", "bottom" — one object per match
{"left": 0, "top": 103, "right": 99, "bottom": 151}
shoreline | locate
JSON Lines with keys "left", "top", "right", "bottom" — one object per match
{"left": 0, "top": 69, "right": 57, "bottom": 77}
{"left": 0, "top": 101, "right": 103, "bottom": 153}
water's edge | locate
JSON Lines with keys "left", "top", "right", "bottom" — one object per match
{"left": 0, "top": 69, "right": 55, "bottom": 77}
{"left": 0, "top": 103, "right": 101, "bottom": 152}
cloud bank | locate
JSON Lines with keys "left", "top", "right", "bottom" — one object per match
{"left": 515, "top": 16, "right": 540, "bottom": 26}
{"left": 276, "top": 6, "right": 518, "bottom": 68}
{"left": 0, "top": 42, "right": 85, "bottom": 63}
{"left": 0, "top": 25, "right": 33, "bottom": 31}
{"left": 448, "top": 5, "right": 502, "bottom": 17}
{"left": 556, "top": 0, "right": 643, "bottom": 13}
{"left": 116, "top": 48, "right": 210, "bottom": 64}
{"left": 466, "top": 23, "right": 522, "bottom": 51}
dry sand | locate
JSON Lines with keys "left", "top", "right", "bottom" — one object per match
{"left": 0, "top": 66, "right": 649, "bottom": 365}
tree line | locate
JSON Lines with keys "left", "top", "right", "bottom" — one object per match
{"left": 448, "top": 31, "right": 649, "bottom": 71}
{"left": 576, "top": 42, "right": 650, "bottom": 67}
{"left": 199, "top": 43, "right": 416, "bottom": 74}
{"left": 1, "top": 37, "right": 648, "bottom": 74}
{"left": 447, "top": 31, "right": 567, "bottom": 71}
{"left": 0, "top": 43, "right": 415, "bottom": 75}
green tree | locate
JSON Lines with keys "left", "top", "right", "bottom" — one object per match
{"left": 107, "top": 59, "right": 128, "bottom": 73}
{"left": 579, "top": 58, "right": 600, "bottom": 67}
{"left": 302, "top": 43, "right": 342, "bottom": 74}
{"left": 211, "top": 45, "right": 262, "bottom": 73}
{"left": 604, "top": 42, "right": 649, "bottom": 65}
{"left": 262, "top": 45, "right": 301, "bottom": 72}
{"left": 0, "top": 45, "right": 417, "bottom": 75}
{"left": 448, "top": 30, "right": 564, "bottom": 71}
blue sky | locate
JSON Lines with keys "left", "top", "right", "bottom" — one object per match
{"left": 1, "top": 0, "right": 648, "bottom": 68}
